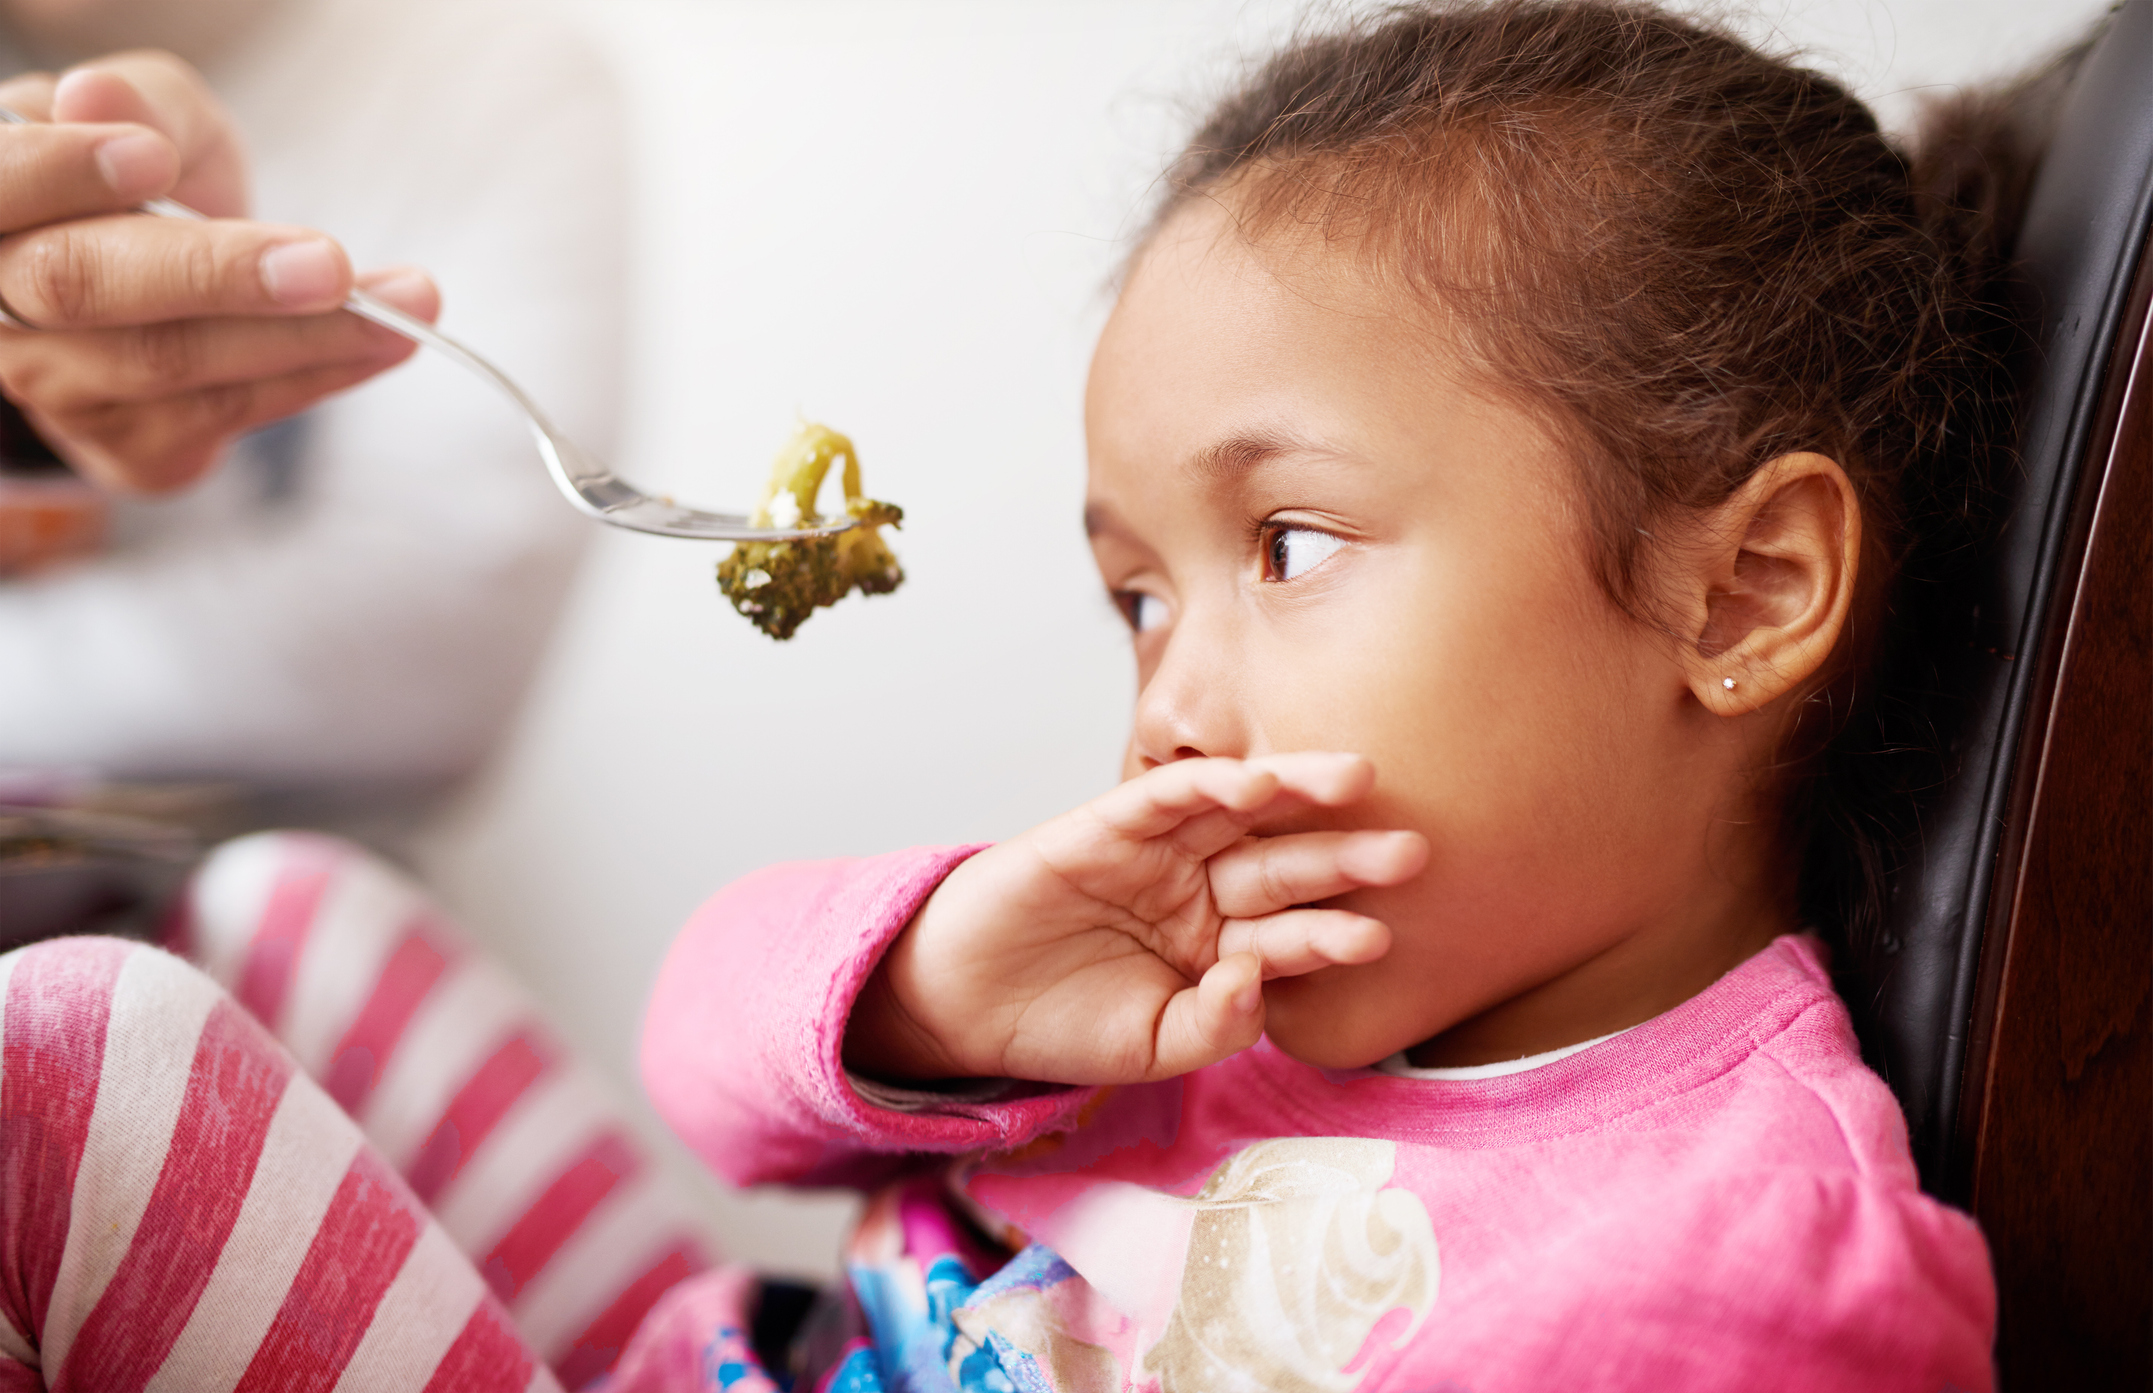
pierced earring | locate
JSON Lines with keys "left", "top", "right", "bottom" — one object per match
{"left": 1722, "top": 677, "right": 1738, "bottom": 690}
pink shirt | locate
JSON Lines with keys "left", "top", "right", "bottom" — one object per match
{"left": 641, "top": 848, "right": 1996, "bottom": 1391}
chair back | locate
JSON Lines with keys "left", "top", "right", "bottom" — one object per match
{"left": 1855, "top": 0, "right": 2152, "bottom": 1378}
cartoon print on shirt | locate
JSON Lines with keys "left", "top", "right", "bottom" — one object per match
{"left": 949, "top": 1246, "right": 1126, "bottom": 1393}
{"left": 817, "top": 1137, "right": 1436, "bottom": 1392}
{"left": 1139, "top": 1138, "right": 1439, "bottom": 1393}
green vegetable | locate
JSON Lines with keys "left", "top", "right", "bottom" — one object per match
{"left": 715, "top": 423, "right": 904, "bottom": 640}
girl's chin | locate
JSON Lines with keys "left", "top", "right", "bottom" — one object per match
{"left": 1258, "top": 971, "right": 1421, "bottom": 1071}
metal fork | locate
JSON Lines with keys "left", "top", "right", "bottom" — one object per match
{"left": 0, "top": 106, "right": 847, "bottom": 542}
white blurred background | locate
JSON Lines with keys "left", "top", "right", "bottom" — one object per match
{"left": 404, "top": 0, "right": 2115, "bottom": 1276}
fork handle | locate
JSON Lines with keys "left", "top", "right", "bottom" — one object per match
{"left": 337, "top": 286, "right": 560, "bottom": 436}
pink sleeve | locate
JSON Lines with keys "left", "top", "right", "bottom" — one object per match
{"left": 639, "top": 847, "right": 1100, "bottom": 1190}
{"left": 1682, "top": 1170, "right": 1995, "bottom": 1392}
{"left": 1467, "top": 1167, "right": 1996, "bottom": 1392}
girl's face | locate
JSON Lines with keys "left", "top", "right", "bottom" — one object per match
{"left": 1084, "top": 200, "right": 1783, "bottom": 1069}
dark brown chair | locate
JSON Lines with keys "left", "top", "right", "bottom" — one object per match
{"left": 1850, "top": 1, "right": 2151, "bottom": 1384}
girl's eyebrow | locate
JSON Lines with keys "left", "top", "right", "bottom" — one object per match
{"left": 1187, "top": 429, "right": 1335, "bottom": 485}
{"left": 1084, "top": 428, "right": 1345, "bottom": 538}
{"left": 1083, "top": 499, "right": 1154, "bottom": 546}
{"left": 1082, "top": 501, "right": 1124, "bottom": 539}
{"left": 1189, "top": 431, "right": 1293, "bottom": 484}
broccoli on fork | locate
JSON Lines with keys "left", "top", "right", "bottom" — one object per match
{"left": 715, "top": 424, "right": 904, "bottom": 640}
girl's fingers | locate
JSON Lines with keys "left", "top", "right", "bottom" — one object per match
{"left": 1245, "top": 750, "right": 1376, "bottom": 807}
{"left": 1208, "top": 829, "right": 1428, "bottom": 918}
{"left": 1146, "top": 952, "right": 1265, "bottom": 1079}
{"left": 1163, "top": 753, "right": 1379, "bottom": 856}
{"left": 1087, "top": 758, "right": 1283, "bottom": 842}
{"left": 1164, "top": 805, "right": 1275, "bottom": 861}
{"left": 1214, "top": 909, "right": 1392, "bottom": 979}
{"left": 1092, "top": 751, "right": 1373, "bottom": 847}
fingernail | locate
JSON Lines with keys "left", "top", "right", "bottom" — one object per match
{"left": 260, "top": 239, "right": 342, "bottom": 308}
{"left": 1233, "top": 979, "right": 1262, "bottom": 1014}
{"left": 357, "top": 267, "right": 431, "bottom": 313}
{"left": 94, "top": 131, "right": 169, "bottom": 197}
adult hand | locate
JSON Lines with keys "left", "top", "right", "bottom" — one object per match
{"left": 0, "top": 51, "right": 439, "bottom": 495}
{"left": 844, "top": 752, "right": 1429, "bottom": 1086}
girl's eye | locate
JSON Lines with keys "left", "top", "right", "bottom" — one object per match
{"left": 1113, "top": 591, "right": 1170, "bottom": 633}
{"left": 1263, "top": 525, "right": 1346, "bottom": 582}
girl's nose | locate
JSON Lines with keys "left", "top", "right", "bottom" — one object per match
{"left": 1128, "top": 611, "right": 1252, "bottom": 768}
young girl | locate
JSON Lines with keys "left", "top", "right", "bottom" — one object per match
{"left": 0, "top": 1, "right": 2044, "bottom": 1388}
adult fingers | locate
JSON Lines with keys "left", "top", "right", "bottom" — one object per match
{"left": 1214, "top": 909, "right": 1392, "bottom": 979}
{"left": 0, "top": 72, "right": 58, "bottom": 121}
{"left": 0, "top": 214, "right": 351, "bottom": 328}
{"left": 354, "top": 263, "right": 441, "bottom": 321}
{"left": 2, "top": 267, "right": 434, "bottom": 410}
{"left": 1208, "top": 829, "right": 1429, "bottom": 919}
{"left": 0, "top": 119, "right": 183, "bottom": 231}
{"left": 1146, "top": 953, "right": 1265, "bottom": 1080}
{"left": 42, "top": 356, "right": 408, "bottom": 494}
{"left": 50, "top": 55, "right": 246, "bottom": 216}
{"left": 5, "top": 265, "right": 432, "bottom": 494}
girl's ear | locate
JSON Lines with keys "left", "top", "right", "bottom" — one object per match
{"left": 1675, "top": 452, "right": 1861, "bottom": 715}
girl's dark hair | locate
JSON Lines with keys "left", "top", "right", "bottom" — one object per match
{"left": 1153, "top": 0, "right": 2079, "bottom": 956}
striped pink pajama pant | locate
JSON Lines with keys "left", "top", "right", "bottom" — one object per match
{"left": 0, "top": 832, "right": 722, "bottom": 1391}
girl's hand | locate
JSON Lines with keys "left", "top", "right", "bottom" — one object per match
{"left": 844, "top": 753, "right": 1428, "bottom": 1086}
